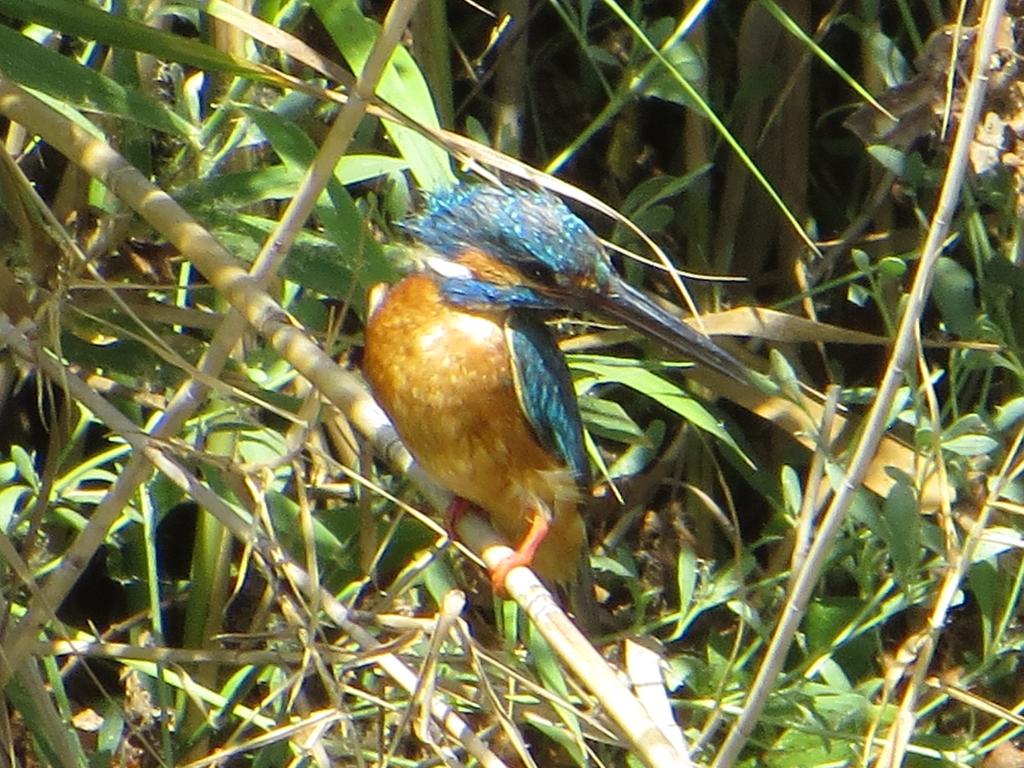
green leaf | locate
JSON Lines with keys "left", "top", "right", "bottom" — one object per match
{"left": 266, "top": 491, "right": 359, "bottom": 590}
{"left": 11, "top": 445, "right": 39, "bottom": 490}
{"left": 0, "top": 0, "right": 260, "bottom": 78}
{"left": 180, "top": 156, "right": 410, "bottom": 208}
{"left": 846, "top": 282, "right": 870, "bottom": 307}
{"left": 780, "top": 465, "right": 802, "bottom": 519}
{"left": 332, "top": 154, "right": 411, "bottom": 184}
{"left": 881, "top": 480, "right": 921, "bottom": 584}
{"left": 866, "top": 29, "right": 910, "bottom": 87}
{"left": 983, "top": 255, "right": 1024, "bottom": 291}
{"left": 851, "top": 249, "right": 871, "bottom": 273}
{"left": 620, "top": 168, "right": 712, "bottom": 219}
{"left": 676, "top": 545, "right": 697, "bottom": 619}
{"left": 96, "top": 700, "right": 125, "bottom": 761}
{"left": 941, "top": 433, "right": 999, "bottom": 457}
{"left": 804, "top": 597, "right": 861, "bottom": 656}
{"left": 866, "top": 144, "right": 906, "bottom": 175}
{"left": 0, "top": 483, "right": 31, "bottom": 532}
{"left": 932, "top": 256, "right": 978, "bottom": 338}
{"left": 635, "top": 35, "right": 703, "bottom": 108}
{"left": 179, "top": 166, "right": 303, "bottom": 207}
{"left": 761, "top": 0, "right": 892, "bottom": 117}
{"left": 972, "top": 525, "right": 1024, "bottom": 563}
{"left": 311, "top": 0, "right": 454, "bottom": 190}
{"left": 942, "top": 413, "right": 986, "bottom": 438}
{"left": 4, "top": 671, "right": 87, "bottom": 768}
{"left": 236, "top": 108, "right": 395, "bottom": 291}
{"left": 967, "top": 559, "right": 996, "bottom": 658}
{"left": 994, "top": 396, "right": 1024, "bottom": 432}
{"left": 768, "top": 349, "right": 801, "bottom": 402}
{"left": 885, "top": 386, "right": 913, "bottom": 429}
{"left": 606, "top": 419, "right": 665, "bottom": 479}
{"left": 877, "top": 256, "right": 907, "bottom": 278}
{"left": 0, "top": 25, "right": 192, "bottom": 137}
{"left": 205, "top": 211, "right": 371, "bottom": 300}
{"left": 764, "top": 732, "right": 856, "bottom": 768}
{"left": 577, "top": 392, "right": 647, "bottom": 444}
{"left": 931, "top": 413, "right": 999, "bottom": 456}
{"left": 525, "top": 623, "right": 586, "bottom": 766}
{"left": 523, "top": 713, "right": 586, "bottom": 767}
{"left": 568, "top": 354, "right": 753, "bottom": 466}
{"left": 58, "top": 333, "right": 199, "bottom": 389}
{"left": 245, "top": 107, "right": 393, "bottom": 286}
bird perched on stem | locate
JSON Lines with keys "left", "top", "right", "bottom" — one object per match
{"left": 363, "top": 184, "right": 747, "bottom": 618}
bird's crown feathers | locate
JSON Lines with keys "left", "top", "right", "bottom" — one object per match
{"left": 401, "top": 185, "right": 611, "bottom": 288}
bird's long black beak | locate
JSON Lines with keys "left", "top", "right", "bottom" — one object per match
{"left": 587, "top": 275, "right": 749, "bottom": 384}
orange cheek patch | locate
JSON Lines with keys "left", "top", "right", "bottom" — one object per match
{"left": 455, "top": 249, "right": 525, "bottom": 286}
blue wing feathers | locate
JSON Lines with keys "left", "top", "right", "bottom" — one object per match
{"left": 506, "top": 313, "right": 591, "bottom": 489}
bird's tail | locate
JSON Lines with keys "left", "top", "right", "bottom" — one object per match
{"left": 564, "top": 546, "right": 604, "bottom": 636}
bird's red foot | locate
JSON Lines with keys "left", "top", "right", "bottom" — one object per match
{"left": 444, "top": 496, "right": 475, "bottom": 538}
{"left": 490, "top": 512, "right": 550, "bottom": 598}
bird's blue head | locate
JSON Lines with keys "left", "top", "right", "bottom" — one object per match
{"left": 401, "top": 185, "right": 614, "bottom": 305}
{"left": 401, "top": 185, "right": 747, "bottom": 383}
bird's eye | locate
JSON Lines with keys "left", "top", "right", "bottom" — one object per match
{"left": 522, "top": 262, "right": 555, "bottom": 284}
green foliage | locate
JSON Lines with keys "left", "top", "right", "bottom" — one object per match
{"left": 0, "top": 0, "right": 1021, "bottom": 766}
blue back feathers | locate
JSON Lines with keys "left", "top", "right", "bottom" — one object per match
{"left": 401, "top": 185, "right": 613, "bottom": 288}
{"left": 507, "top": 313, "right": 591, "bottom": 489}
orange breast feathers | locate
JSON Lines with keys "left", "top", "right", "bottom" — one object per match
{"left": 362, "top": 272, "right": 586, "bottom": 584}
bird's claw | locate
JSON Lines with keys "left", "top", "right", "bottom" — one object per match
{"left": 444, "top": 496, "right": 475, "bottom": 539}
{"left": 489, "top": 512, "right": 550, "bottom": 599}
{"left": 490, "top": 551, "right": 533, "bottom": 598}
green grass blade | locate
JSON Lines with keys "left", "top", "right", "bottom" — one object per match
{"left": 312, "top": 0, "right": 454, "bottom": 190}
{"left": 0, "top": 24, "right": 193, "bottom": 137}
{"left": 569, "top": 354, "right": 753, "bottom": 465}
{"left": 760, "top": 0, "right": 895, "bottom": 120}
{"left": 0, "top": 0, "right": 262, "bottom": 78}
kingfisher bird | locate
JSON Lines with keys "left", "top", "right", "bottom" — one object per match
{"left": 362, "top": 184, "right": 747, "bottom": 610}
